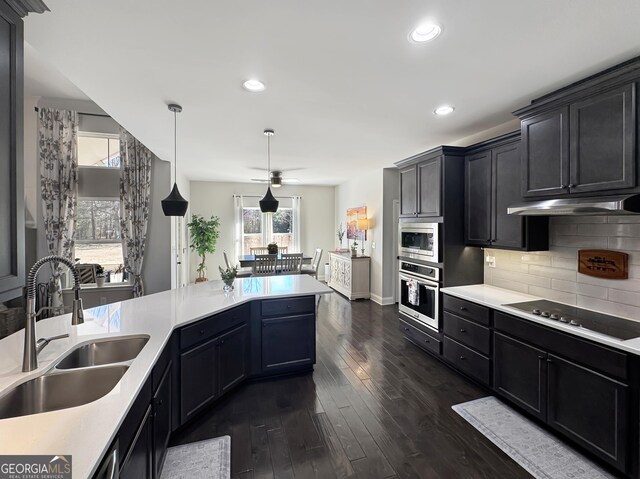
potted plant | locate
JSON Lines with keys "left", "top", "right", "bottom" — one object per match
{"left": 111, "top": 264, "right": 125, "bottom": 283}
{"left": 267, "top": 242, "right": 278, "bottom": 254}
{"left": 95, "top": 264, "right": 105, "bottom": 287}
{"left": 188, "top": 214, "right": 221, "bottom": 283}
{"left": 219, "top": 265, "right": 237, "bottom": 292}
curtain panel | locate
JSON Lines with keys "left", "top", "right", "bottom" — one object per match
{"left": 39, "top": 108, "right": 79, "bottom": 273}
{"left": 119, "top": 129, "right": 153, "bottom": 297}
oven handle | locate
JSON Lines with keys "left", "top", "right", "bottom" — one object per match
{"left": 398, "top": 261, "right": 439, "bottom": 281}
{"left": 399, "top": 272, "right": 439, "bottom": 289}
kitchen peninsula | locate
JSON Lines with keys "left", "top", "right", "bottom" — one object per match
{"left": 0, "top": 275, "right": 332, "bottom": 478}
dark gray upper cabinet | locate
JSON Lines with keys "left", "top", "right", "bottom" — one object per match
{"left": 521, "top": 108, "right": 570, "bottom": 198}
{"left": 515, "top": 57, "right": 640, "bottom": 199}
{"left": 465, "top": 133, "right": 548, "bottom": 251}
{"left": 0, "top": 2, "right": 24, "bottom": 302}
{"left": 398, "top": 153, "right": 442, "bottom": 218}
{"left": 569, "top": 83, "right": 636, "bottom": 194}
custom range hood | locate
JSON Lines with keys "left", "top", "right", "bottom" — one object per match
{"left": 508, "top": 194, "right": 640, "bottom": 216}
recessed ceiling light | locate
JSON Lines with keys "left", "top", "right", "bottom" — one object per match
{"left": 409, "top": 21, "right": 442, "bottom": 43}
{"left": 243, "top": 79, "right": 265, "bottom": 92}
{"left": 434, "top": 105, "right": 455, "bottom": 116}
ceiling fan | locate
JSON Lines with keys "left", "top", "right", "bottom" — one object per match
{"left": 251, "top": 170, "right": 300, "bottom": 188}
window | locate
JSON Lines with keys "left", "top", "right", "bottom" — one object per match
{"left": 241, "top": 208, "right": 294, "bottom": 254}
{"left": 78, "top": 135, "right": 120, "bottom": 168}
{"left": 75, "top": 199, "right": 123, "bottom": 272}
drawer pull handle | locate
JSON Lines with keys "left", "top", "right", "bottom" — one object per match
{"left": 158, "top": 399, "right": 163, "bottom": 406}
{"left": 459, "top": 328, "right": 466, "bottom": 333}
{"left": 200, "top": 329, "right": 205, "bottom": 335}
{"left": 460, "top": 306, "right": 467, "bottom": 311}
{"left": 459, "top": 355, "right": 466, "bottom": 360}
{"left": 404, "top": 327, "right": 409, "bottom": 331}
{"left": 538, "top": 355, "right": 545, "bottom": 360}
{"left": 424, "top": 339, "right": 430, "bottom": 343}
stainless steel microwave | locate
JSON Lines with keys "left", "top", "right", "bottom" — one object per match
{"left": 398, "top": 223, "right": 440, "bottom": 263}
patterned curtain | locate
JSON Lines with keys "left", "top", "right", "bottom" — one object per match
{"left": 39, "top": 108, "right": 78, "bottom": 274}
{"left": 119, "top": 129, "right": 152, "bottom": 297}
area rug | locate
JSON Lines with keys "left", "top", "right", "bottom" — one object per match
{"left": 452, "top": 397, "right": 614, "bottom": 479}
{"left": 161, "top": 435, "right": 231, "bottom": 479}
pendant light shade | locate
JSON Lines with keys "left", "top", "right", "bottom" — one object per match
{"left": 162, "top": 104, "right": 189, "bottom": 217}
{"left": 259, "top": 129, "right": 279, "bottom": 213}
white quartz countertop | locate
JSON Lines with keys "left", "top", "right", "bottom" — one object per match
{"left": 0, "top": 275, "right": 332, "bottom": 478}
{"left": 441, "top": 284, "right": 640, "bottom": 355}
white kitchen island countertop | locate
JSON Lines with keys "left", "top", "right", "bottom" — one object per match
{"left": 441, "top": 284, "right": 640, "bottom": 356}
{"left": 0, "top": 275, "right": 332, "bottom": 478}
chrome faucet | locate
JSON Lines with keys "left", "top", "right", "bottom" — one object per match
{"left": 23, "top": 255, "right": 84, "bottom": 372}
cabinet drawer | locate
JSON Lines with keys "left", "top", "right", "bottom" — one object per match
{"left": 399, "top": 318, "right": 441, "bottom": 355}
{"left": 494, "top": 311, "right": 628, "bottom": 381}
{"left": 443, "top": 312, "right": 490, "bottom": 355}
{"left": 443, "top": 337, "right": 490, "bottom": 386}
{"left": 261, "top": 296, "right": 315, "bottom": 317}
{"left": 180, "top": 304, "right": 249, "bottom": 350}
{"left": 443, "top": 295, "right": 490, "bottom": 326}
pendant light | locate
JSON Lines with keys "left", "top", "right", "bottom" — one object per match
{"left": 162, "top": 104, "right": 189, "bottom": 217}
{"left": 259, "top": 129, "right": 279, "bottom": 213}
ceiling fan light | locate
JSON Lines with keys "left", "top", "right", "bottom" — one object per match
{"left": 271, "top": 176, "right": 282, "bottom": 188}
{"left": 259, "top": 187, "right": 279, "bottom": 213}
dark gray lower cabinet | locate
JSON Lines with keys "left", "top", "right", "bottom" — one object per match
{"left": 547, "top": 354, "right": 629, "bottom": 471}
{"left": 152, "top": 362, "right": 172, "bottom": 478}
{"left": 493, "top": 332, "right": 547, "bottom": 421}
{"left": 180, "top": 337, "right": 218, "bottom": 423}
{"left": 120, "top": 405, "right": 153, "bottom": 479}
{"left": 262, "top": 314, "right": 315, "bottom": 372}
{"left": 218, "top": 323, "right": 248, "bottom": 394}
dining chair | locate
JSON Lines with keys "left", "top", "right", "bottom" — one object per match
{"left": 278, "top": 246, "right": 288, "bottom": 254}
{"left": 76, "top": 264, "right": 97, "bottom": 284}
{"left": 301, "top": 248, "right": 323, "bottom": 279}
{"left": 223, "top": 251, "right": 252, "bottom": 278}
{"left": 250, "top": 247, "right": 270, "bottom": 255}
{"left": 252, "top": 254, "right": 278, "bottom": 276}
{"left": 279, "top": 253, "right": 303, "bottom": 274}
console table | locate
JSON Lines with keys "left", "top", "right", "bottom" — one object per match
{"left": 327, "top": 252, "right": 370, "bottom": 300}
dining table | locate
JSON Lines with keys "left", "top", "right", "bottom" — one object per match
{"left": 238, "top": 253, "right": 313, "bottom": 268}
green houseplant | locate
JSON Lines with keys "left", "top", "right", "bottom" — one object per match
{"left": 95, "top": 264, "right": 105, "bottom": 287}
{"left": 188, "top": 214, "right": 221, "bottom": 282}
{"left": 267, "top": 242, "right": 278, "bottom": 254}
{"left": 218, "top": 265, "right": 237, "bottom": 292}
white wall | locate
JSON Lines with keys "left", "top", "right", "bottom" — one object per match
{"left": 189, "top": 181, "right": 335, "bottom": 283}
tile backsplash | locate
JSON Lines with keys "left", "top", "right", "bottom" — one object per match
{"left": 484, "top": 216, "right": 640, "bottom": 321}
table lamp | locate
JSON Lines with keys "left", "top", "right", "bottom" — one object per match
{"left": 357, "top": 218, "right": 370, "bottom": 255}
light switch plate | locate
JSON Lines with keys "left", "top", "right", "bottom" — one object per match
{"left": 371, "top": 242, "right": 376, "bottom": 249}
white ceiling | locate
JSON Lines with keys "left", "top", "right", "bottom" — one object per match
{"left": 23, "top": 0, "right": 640, "bottom": 186}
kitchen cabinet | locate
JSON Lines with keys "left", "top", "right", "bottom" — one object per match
{"left": 327, "top": 252, "right": 370, "bottom": 300}
{"left": 465, "top": 133, "right": 548, "bottom": 250}
{"left": 515, "top": 59, "right": 639, "bottom": 199}
{"left": 180, "top": 336, "right": 218, "bottom": 423}
{"left": 399, "top": 154, "right": 442, "bottom": 218}
{"left": 493, "top": 332, "right": 547, "bottom": 421}
{"left": 547, "top": 354, "right": 629, "bottom": 471}
{"left": 0, "top": 1, "right": 24, "bottom": 302}
{"left": 218, "top": 323, "right": 248, "bottom": 394}
{"left": 120, "top": 405, "right": 153, "bottom": 479}
{"left": 152, "top": 361, "right": 172, "bottom": 478}
{"left": 262, "top": 314, "right": 315, "bottom": 372}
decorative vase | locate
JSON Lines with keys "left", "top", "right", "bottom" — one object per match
{"left": 195, "top": 277, "right": 208, "bottom": 283}
{"left": 351, "top": 247, "right": 357, "bottom": 257}
{"left": 96, "top": 276, "right": 105, "bottom": 287}
{"left": 267, "top": 244, "right": 278, "bottom": 254}
{"left": 222, "top": 278, "right": 235, "bottom": 292}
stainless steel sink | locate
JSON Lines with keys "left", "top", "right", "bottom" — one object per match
{"left": 55, "top": 336, "right": 149, "bottom": 369}
{"left": 0, "top": 365, "right": 129, "bottom": 420}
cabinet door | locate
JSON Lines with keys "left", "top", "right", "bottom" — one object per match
{"left": 0, "top": 3, "right": 24, "bottom": 302}
{"left": 218, "top": 323, "right": 248, "bottom": 395}
{"left": 180, "top": 337, "right": 217, "bottom": 423}
{"left": 465, "top": 151, "right": 492, "bottom": 246}
{"left": 521, "top": 108, "right": 570, "bottom": 197}
{"left": 547, "top": 354, "right": 628, "bottom": 471}
{"left": 262, "top": 314, "right": 315, "bottom": 373}
{"left": 569, "top": 83, "right": 636, "bottom": 194}
{"left": 492, "top": 142, "right": 525, "bottom": 249}
{"left": 493, "top": 333, "right": 547, "bottom": 420}
{"left": 152, "top": 362, "right": 172, "bottom": 478}
{"left": 417, "top": 156, "right": 442, "bottom": 217}
{"left": 120, "top": 406, "right": 153, "bottom": 479}
{"left": 399, "top": 165, "right": 417, "bottom": 217}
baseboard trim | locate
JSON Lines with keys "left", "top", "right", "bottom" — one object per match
{"left": 370, "top": 294, "right": 396, "bottom": 306}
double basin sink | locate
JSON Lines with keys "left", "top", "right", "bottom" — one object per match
{"left": 0, "top": 336, "right": 149, "bottom": 420}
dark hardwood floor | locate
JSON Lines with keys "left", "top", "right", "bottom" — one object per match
{"left": 170, "top": 292, "right": 531, "bottom": 478}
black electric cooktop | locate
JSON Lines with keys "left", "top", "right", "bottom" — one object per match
{"left": 505, "top": 300, "right": 640, "bottom": 341}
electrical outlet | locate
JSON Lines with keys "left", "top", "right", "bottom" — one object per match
{"left": 485, "top": 255, "right": 496, "bottom": 268}
{"left": 371, "top": 242, "right": 376, "bottom": 249}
